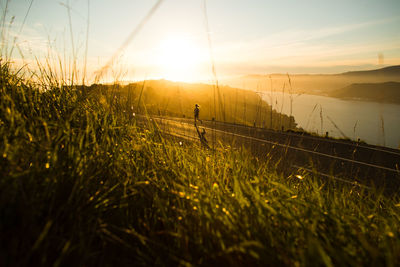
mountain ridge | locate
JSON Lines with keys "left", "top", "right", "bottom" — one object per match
{"left": 242, "top": 65, "right": 400, "bottom": 78}
{"left": 340, "top": 65, "right": 400, "bottom": 76}
{"left": 328, "top": 81, "right": 400, "bottom": 103}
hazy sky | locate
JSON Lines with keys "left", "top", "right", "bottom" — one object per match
{"left": 5, "top": 0, "right": 400, "bottom": 82}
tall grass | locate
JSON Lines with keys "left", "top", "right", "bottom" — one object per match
{"left": 1, "top": 2, "right": 400, "bottom": 264}
{"left": 1, "top": 60, "right": 400, "bottom": 266}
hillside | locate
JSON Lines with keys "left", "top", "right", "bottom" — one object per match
{"left": 328, "top": 82, "right": 400, "bottom": 103}
{"left": 223, "top": 65, "right": 400, "bottom": 99}
{"left": 341, "top": 65, "right": 400, "bottom": 77}
{"left": 93, "top": 80, "right": 297, "bottom": 130}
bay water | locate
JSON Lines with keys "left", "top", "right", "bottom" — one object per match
{"left": 259, "top": 92, "right": 400, "bottom": 149}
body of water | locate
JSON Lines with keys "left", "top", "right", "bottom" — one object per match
{"left": 260, "top": 92, "right": 400, "bottom": 149}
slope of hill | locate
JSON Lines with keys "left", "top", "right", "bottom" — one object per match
{"left": 341, "top": 65, "right": 400, "bottom": 77}
{"left": 90, "top": 80, "right": 297, "bottom": 130}
{"left": 224, "top": 65, "right": 400, "bottom": 99}
{"left": 328, "top": 82, "right": 400, "bottom": 103}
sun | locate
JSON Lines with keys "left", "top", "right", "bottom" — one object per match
{"left": 155, "top": 36, "right": 202, "bottom": 81}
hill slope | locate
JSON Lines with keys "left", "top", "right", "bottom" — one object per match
{"left": 341, "top": 65, "right": 400, "bottom": 77}
{"left": 224, "top": 65, "right": 400, "bottom": 100}
{"left": 103, "top": 80, "right": 297, "bottom": 129}
{"left": 328, "top": 82, "right": 400, "bottom": 103}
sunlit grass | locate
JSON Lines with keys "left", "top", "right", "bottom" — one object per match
{"left": 1, "top": 60, "right": 400, "bottom": 266}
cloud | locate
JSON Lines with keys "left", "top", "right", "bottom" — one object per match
{"left": 210, "top": 16, "right": 400, "bottom": 73}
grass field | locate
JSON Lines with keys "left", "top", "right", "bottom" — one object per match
{"left": 1, "top": 59, "right": 400, "bottom": 266}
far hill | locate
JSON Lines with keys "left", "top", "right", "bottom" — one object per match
{"left": 328, "top": 82, "right": 400, "bottom": 103}
{"left": 89, "top": 80, "right": 297, "bottom": 130}
{"left": 223, "top": 65, "right": 400, "bottom": 100}
{"left": 341, "top": 65, "right": 400, "bottom": 77}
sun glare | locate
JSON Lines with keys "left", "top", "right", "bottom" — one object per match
{"left": 155, "top": 36, "right": 203, "bottom": 81}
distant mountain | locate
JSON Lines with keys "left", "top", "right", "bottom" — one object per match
{"left": 328, "top": 82, "right": 400, "bottom": 103}
{"left": 340, "top": 65, "right": 400, "bottom": 77}
{"left": 241, "top": 65, "right": 400, "bottom": 78}
{"left": 224, "top": 65, "right": 400, "bottom": 97}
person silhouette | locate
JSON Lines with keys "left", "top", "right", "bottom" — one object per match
{"left": 194, "top": 104, "right": 202, "bottom": 124}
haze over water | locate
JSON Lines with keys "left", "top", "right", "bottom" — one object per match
{"left": 261, "top": 92, "right": 400, "bottom": 149}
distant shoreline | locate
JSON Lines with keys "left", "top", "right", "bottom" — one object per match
{"left": 257, "top": 89, "right": 400, "bottom": 105}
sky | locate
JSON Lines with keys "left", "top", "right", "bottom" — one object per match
{"left": 3, "top": 0, "right": 400, "bottom": 83}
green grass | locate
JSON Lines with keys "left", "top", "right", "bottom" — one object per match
{"left": 1, "top": 60, "right": 400, "bottom": 266}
